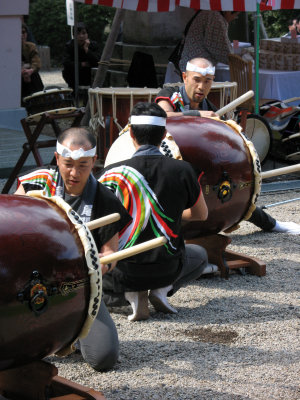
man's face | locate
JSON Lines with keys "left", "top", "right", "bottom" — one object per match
{"left": 55, "top": 141, "right": 96, "bottom": 196}
{"left": 77, "top": 29, "right": 88, "bottom": 46}
{"left": 182, "top": 70, "right": 214, "bottom": 105}
{"left": 21, "top": 28, "right": 27, "bottom": 43}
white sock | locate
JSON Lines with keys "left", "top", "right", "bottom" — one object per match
{"left": 202, "top": 263, "right": 218, "bottom": 275}
{"left": 272, "top": 221, "right": 300, "bottom": 234}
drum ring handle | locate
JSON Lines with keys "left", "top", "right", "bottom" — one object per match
{"left": 30, "top": 290, "right": 48, "bottom": 316}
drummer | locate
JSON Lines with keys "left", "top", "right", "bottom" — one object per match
{"left": 99, "top": 102, "right": 210, "bottom": 321}
{"left": 155, "top": 57, "right": 300, "bottom": 235}
{"left": 15, "top": 127, "right": 132, "bottom": 372}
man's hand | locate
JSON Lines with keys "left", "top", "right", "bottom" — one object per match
{"left": 99, "top": 233, "right": 119, "bottom": 275}
{"left": 21, "top": 68, "right": 34, "bottom": 82}
{"left": 83, "top": 38, "right": 90, "bottom": 53}
{"left": 199, "top": 110, "right": 218, "bottom": 118}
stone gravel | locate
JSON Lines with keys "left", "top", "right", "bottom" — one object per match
{"left": 43, "top": 189, "right": 300, "bottom": 400}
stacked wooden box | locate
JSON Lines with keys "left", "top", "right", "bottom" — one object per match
{"left": 259, "top": 39, "right": 300, "bottom": 70}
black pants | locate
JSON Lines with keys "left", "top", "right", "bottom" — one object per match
{"left": 248, "top": 206, "right": 276, "bottom": 231}
{"left": 102, "top": 244, "right": 208, "bottom": 306}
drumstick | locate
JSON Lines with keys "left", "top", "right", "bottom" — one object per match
{"left": 86, "top": 213, "right": 120, "bottom": 230}
{"left": 261, "top": 163, "right": 300, "bottom": 180}
{"left": 216, "top": 90, "right": 254, "bottom": 117}
{"left": 99, "top": 237, "right": 167, "bottom": 264}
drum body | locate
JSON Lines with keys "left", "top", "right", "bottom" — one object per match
{"left": 23, "top": 88, "right": 74, "bottom": 116}
{"left": 89, "top": 87, "right": 160, "bottom": 160}
{"left": 166, "top": 117, "right": 260, "bottom": 238}
{"left": 0, "top": 195, "right": 90, "bottom": 371}
{"left": 105, "top": 116, "right": 261, "bottom": 238}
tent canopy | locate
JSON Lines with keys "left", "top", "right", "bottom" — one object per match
{"left": 75, "top": 0, "right": 300, "bottom": 12}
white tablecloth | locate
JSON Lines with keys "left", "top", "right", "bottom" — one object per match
{"left": 215, "top": 63, "right": 300, "bottom": 105}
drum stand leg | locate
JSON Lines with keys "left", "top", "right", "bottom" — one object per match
{"left": 186, "top": 234, "right": 266, "bottom": 279}
{"left": 0, "top": 360, "right": 106, "bottom": 400}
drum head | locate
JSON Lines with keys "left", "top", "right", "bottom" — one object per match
{"left": 23, "top": 88, "right": 73, "bottom": 102}
{"left": 25, "top": 107, "right": 78, "bottom": 123}
{"left": 244, "top": 114, "right": 272, "bottom": 164}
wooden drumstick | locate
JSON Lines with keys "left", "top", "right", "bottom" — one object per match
{"left": 261, "top": 163, "right": 300, "bottom": 180}
{"left": 86, "top": 213, "right": 120, "bottom": 230}
{"left": 216, "top": 90, "right": 254, "bottom": 117}
{"left": 99, "top": 237, "right": 167, "bottom": 265}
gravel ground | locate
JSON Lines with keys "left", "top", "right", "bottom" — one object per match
{"left": 1, "top": 71, "right": 299, "bottom": 399}
{"left": 42, "top": 188, "right": 300, "bottom": 400}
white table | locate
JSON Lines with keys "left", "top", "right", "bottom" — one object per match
{"left": 215, "top": 63, "right": 300, "bottom": 105}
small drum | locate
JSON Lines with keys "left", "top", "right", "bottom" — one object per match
{"left": 23, "top": 88, "right": 74, "bottom": 116}
{"left": 25, "top": 107, "right": 78, "bottom": 124}
{"left": 0, "top": 193, "right": 101, "bottom": 371}
{"left": 89, "top": 87, "right": 160, "bottom": 160}
{"left": 243, "top": 114, "right": 272, "bottom": 164}
{"left": 104, "top": 117, "right": 261, "bottom": 238}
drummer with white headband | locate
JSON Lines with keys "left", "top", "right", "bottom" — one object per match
{"left": 99, "top": 102, "right": 210, "bottom": 321}
{"left": 156, "top": 57, "right": 300, "bottom": 235}
{"left": 15, "top": 126, "right": 132, "bottom": 372}
{"left": 156, "top": 57, "right": 218, "bottom": 118}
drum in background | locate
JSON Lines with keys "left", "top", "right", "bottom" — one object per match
{"left": 104, "top": 117, "right": 261, "bottom": 238}
{"left": 243, "top": 114, "right": 272, "bottom": 164}
{"left": 24, "top": 107, "right": 78, "bottom": 124}
{"left": 23, "top": 88, "right": 74, "bottom": 116}
{"left": 89, "top": 87, "right": 160, "bottom": 161}
{"left": 207, "top": 81, "right": 238, "bottom": 112}
{"left": 0, "top": 194, "right": 101, "bottom": 371}
{"left": 104, "top": 126, "right": 182, "bottom": 167}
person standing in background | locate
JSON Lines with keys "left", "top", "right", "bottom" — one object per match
{"left": 21, "top": 23, "right": 44, "bottom": 100}
{"left": 62, "top": 22, "right": 100, "bottom": 90}
{"left": 179, "top": 11, "right": 239, "bottom": 71}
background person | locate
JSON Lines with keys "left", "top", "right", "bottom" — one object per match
{"left": 15, "top": 127, "right": 132, "bottom": 371}
{"left": 156, "top": 57, "right": 300, "bottom": 235}
{"left": 179, "top": 11, "right": 239, "bottom": 72}
{"left": 21, "top": 23, "right": 44, "bottom": 100}
{"left": 99, "top": 102, "right": 210, "bottom": 322}
{"left": 62, "top": 22, "right": 101, "bottom": 90}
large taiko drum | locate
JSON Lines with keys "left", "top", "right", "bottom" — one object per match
{"left": 0, "top": 193, "right": 101, "bottom": 371}
{"left": 104, "top": 116, "right": 261, "bottom": 238}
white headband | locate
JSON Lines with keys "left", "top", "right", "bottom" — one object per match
{"left": 130, "top": 115, "right": 166, "bottom": 127}
{"left": 56, "top": 142, "right": 96, "bottom": 160}
{"left": 186, "top": 62, "right": 215, "bottom": 76}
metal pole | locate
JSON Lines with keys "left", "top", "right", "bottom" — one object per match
{"left": 254, "top": 3, "right": 260, "bottom": 114}
{"left": 81, "top": 8, "right": 125, "bottom": 126}
{"left": 262, "top": 197, "right": 300, "bottom": 209}
{"left": 74, "top": 1, "right": 79, "bottom": 107}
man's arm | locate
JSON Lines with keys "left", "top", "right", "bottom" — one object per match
{"left": 99, "top": 233, "right": 119, "bottom": 275}
{"left": 14, "top": 184, "right": 26, "bottom": 195}
{"left": 182, "top": 191, "right": 208, "bottom": 221}
{"left": 157, "top": 99, "right": 217, "bottom": 118}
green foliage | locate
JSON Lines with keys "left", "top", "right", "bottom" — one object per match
{"left": 261, "top": 9, "right": 300, "bottom": 38}
{"left": 28, "top": 0, "right": 115, "bottom": 66}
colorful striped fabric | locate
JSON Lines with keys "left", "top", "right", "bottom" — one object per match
{"left": 99, "top": 165, "right": 178, "bottom": 252}
{"left": 75, "top": 0, "right": 258, "bottom": 12}
{"left": 18, "top": 168, "right": 58, "bottom": 197}
{"left": 75, "top": 1, "right": 300, "bottom": 11}
{"left": 170, "top": 92, "right": 185, "bottom": 112}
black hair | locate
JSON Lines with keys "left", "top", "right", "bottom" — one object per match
{"left": 58, "top": 127, "right": 96, "bottom": 149}
{"left": 130, "top": 102, "right": 167, "bottom": 146}
{"left": 22, "top": 23, "right": 28, "bottom": 33}
{"left": 72, "top": 22, "right": 88, "bottom": 36}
